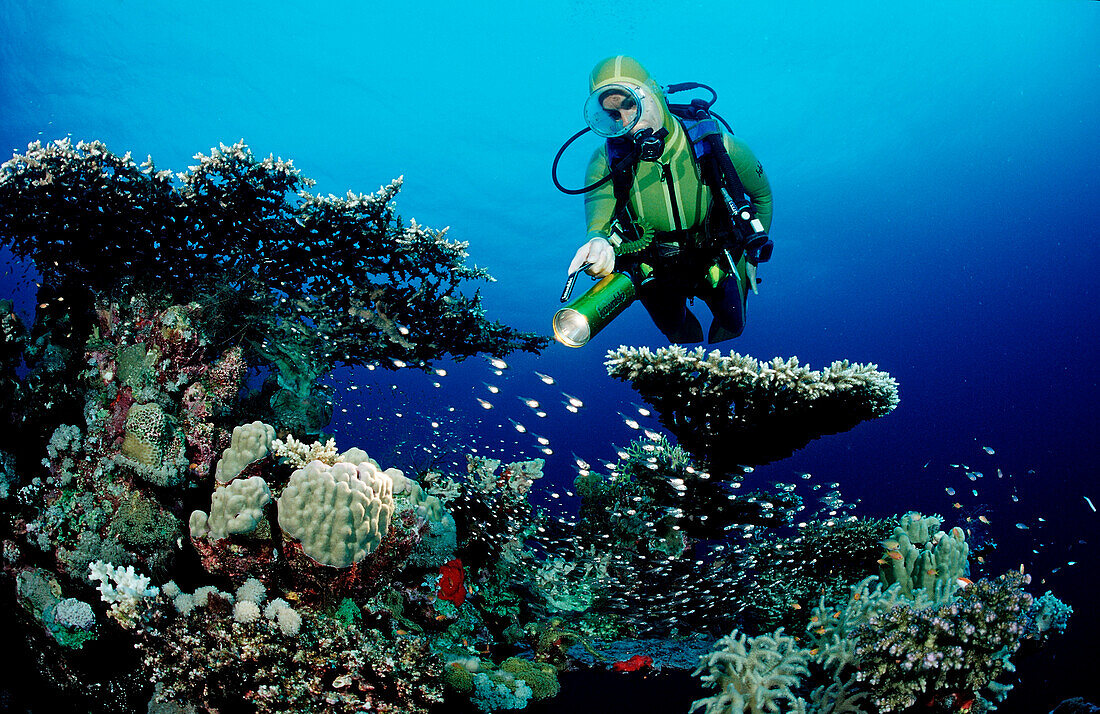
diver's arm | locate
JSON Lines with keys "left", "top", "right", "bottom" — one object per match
{"left": 583, "top": 146, "right": 620, "bottom": 245}
{"left": 571, "top": 146, "right": 617, "bottom": 277}
{"left": 724, "top": 135, "right": 773, "bottom": 232}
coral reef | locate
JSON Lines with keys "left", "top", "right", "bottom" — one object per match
{"left": 605, "top": 345, "right": 899, "bottom": 469}
{"left": 0, "top": 138, "right": 546, "bottom": 450}
{"left": 739, "top": 516, "right": 895, "bottom": 634}
{"left": 0, "top": 136, "right": 1071, "bottom": 714}
{"left": 132, "top": 580, "right": 445, "bottom": 713}
{"left": 0, "top": 137, "right": 548, "bottom": 713}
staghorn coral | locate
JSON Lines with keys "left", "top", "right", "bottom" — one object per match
{"left": 87, "top": 560, "right": 159, "bottom": 629}
{"left": 605, "top": 345, "right": 899, "bottom": 469}
{"left": 271, "top": 433, "right": 338, "bottom": 468}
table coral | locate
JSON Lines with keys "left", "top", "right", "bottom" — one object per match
{"left": 605, "top": 345, "right": 899, "bottom": 469}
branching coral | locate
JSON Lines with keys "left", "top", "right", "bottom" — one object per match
{"left": 847, "top": 572, "right": 1034, "bottom": 712}
{"left": 605, "top": 345, "right": 899, "bottom": 469}
{"left": 0, "top": 138, "right": 545, "bottom": 395}
{"left": 800, "top": 514, "right": 1052, "bottom": 712}
{"left": 740, "top": 517, "right": 895, "bottom": 634}
{"left": 691, "top": 628, "right": 811, "bottom": 714}
{"left": 271, "top": 433, "right": 338, "bottom": 468}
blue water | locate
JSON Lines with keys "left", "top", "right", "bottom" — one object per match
{"left": 2, "top": 1, "right": 1098, "bottom": 711}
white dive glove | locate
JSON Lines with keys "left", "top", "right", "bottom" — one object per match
{"left": 568, "top": 236, "right": 616, "bottom": 278}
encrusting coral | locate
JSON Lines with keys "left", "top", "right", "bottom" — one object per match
{"left": 605, "top": 345, "right": 899, "bottom": 469}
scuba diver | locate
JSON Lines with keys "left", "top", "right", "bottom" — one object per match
{"left": 552, "top": 56, "right": 774, "bottom": 347}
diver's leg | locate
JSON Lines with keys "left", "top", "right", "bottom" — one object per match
{"left": 703, "top": 274, "right": 748, "bottom": 343}
{"left": 638, "top": 277, "right": 704, "bottom": 343}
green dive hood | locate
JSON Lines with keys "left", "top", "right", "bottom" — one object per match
{"left": 588, "top": 55, "right": 678, "bottom": 138}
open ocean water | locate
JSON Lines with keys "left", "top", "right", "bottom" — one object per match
{"left": 1, "top": 1, "right": 1097, "bottom": 712}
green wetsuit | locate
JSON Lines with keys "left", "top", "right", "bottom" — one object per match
{"left": 582, "top": 56, "right": 774, "bottom": 342}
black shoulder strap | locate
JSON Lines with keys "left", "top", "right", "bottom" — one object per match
{"left": 606, "top": 137, "right": 639, "bottom": 228}
{"left": 671, "top": 100, "right": 773, "bottom": 264}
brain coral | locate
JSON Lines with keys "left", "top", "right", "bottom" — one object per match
{"left": 120, "top": 403, "right": 168, "bottom": 467}
{"left": 277, "top": 460, "right": 395, "bottom": 568}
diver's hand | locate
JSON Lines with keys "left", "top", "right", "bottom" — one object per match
{"left": 568, "top": 237, "right": 615, "bottom": 278}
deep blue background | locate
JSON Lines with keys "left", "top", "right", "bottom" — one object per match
{"left": 2, "top": 1, "right": 1097, "bottom": 711}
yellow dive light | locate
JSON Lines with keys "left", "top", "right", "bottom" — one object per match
{"left": 553, "top": 271, "right": 636, "bottom": 348}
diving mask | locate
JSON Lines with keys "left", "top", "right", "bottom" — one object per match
{"left": 584, "top": 83, "right": 649, "bottom": 138}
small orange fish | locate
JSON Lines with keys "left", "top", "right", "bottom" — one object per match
{"left": 957, "top": 577, "right": 973, "bottom": 588}
{"left": 887, "top": 550, "right": 904, "bottom": 561}
{"left": 791, "top": 602, "right": 802, "bottom": 610}
{"left": 978, "top": 515, "right": 991, "bottom": 524}
{"left": 814, "top": 627, "right": 826, "bottom": 635}
{"left": 877, "top": 558, "right": 889, "bottom": 566}
{"left": 435, "top": 614, "right": 448, "bottom": 621}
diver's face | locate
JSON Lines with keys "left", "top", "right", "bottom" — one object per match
{"left": 600, "top": 92, "right": 640, "bottom": 133}
{"left": 600, "top": 84, "right": 664, "bottom": 136}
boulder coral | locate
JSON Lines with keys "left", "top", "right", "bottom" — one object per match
{"left": 277, "top": 459, "right": 396, "bottom": 568}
